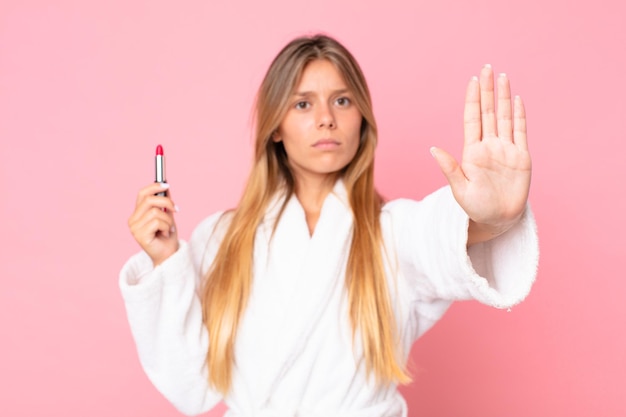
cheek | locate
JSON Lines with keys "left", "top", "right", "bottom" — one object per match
{"left": 346, "top": 115, "right": 363, "bottom": 143}
{"left": 279, "top": 115, "right": 312, "bottom": 143}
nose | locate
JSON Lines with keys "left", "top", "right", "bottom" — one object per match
{"left": 317, "top": 104, "right": 335, "bottom": 129}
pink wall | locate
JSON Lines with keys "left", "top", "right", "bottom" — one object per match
{"left": 1, "top": 0, "right": 624, "bottom": 415}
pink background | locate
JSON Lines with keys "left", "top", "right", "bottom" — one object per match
{"left": 1, "top": 0, "right": 625, "bottom": 416}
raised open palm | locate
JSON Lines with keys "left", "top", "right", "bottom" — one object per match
{"left": 432, "top": 65, "right": 531, "bottom": 236}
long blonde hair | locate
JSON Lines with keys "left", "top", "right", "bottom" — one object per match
{"left": 201, "top": 34, "right": 411, "bottom": 394}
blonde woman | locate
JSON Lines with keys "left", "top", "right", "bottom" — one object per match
{"left": 121, "top": 34, "right": 538, "bottom": 416}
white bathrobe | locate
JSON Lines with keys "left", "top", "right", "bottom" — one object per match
{"left": 119, "top": 181, "right": 539, "bottom": 417}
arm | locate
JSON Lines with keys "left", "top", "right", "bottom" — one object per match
{"left": 120, "top": 246, "right": 220, "bottom": 415}
{"left": 386, "top": 188, "right": 538, "bottom": 310}
{"left": 385, "top": 189, "right": 538, "bottom": 345}
{"left": 121, "top": 189, "right": 226, "bottom": 414}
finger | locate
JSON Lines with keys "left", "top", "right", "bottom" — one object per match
{"left": 130, "top": 183, "right": 178, "bottom": 222}
{"left": 480, "top": 64, "right": 497, "bottom": 138}
{"left": 464, "top": 76, "right": 481, "bottom": 146}
{"left": 513, "top": 95, "right": 528, "bottom": 151}
{"left": 496, "top": 73, "right": 513, "bottom": 142}
{"left": 430, "top": 147, "right": 468, "bottom": 193}
{"left": 128, "top": 194, "right": 178, "bottom": 226}
{"left": 131, "top": 207, "right": 174, "bottom": 233}
{"left": 135, "top": 183, "right": 171, "bottom": 205}
{"left": 134, "top": 217, "right": 175, "bottom": 245}
{"left": 130, "top": 207, "right": 175, "bottom": 240}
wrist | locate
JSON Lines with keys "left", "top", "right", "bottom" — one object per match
{"left": 151, "top": 242, "right": 180, "bottom": 267}
{"left": 467, "top": 213, "right": 523, "bottom": 246}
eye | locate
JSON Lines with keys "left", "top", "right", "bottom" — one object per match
{"left": 335, "top": 97, "right": 351, "bottom": 107}
{"left": 295, "top": 101, "right": 310, "bottom": 110}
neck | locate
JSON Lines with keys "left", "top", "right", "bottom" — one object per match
{"left": 293, "top": 173, "right": 339, "bottom": 235}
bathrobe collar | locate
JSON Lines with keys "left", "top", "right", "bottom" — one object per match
{"left": 261, "top": 177, "right": 351, "bottom": 234}
{"left": 234, "top": 177, "right": 355, "bottom": 407}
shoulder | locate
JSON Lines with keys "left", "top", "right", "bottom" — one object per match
{"left": 382, "top": 198, "right": 421, "bottom": 215}
{"left": 380, "top": 198, "right": 427, "bottom": 233}
{"left": 382, "top": 187, "right": 454, "bottom": 214}
{"left": 190, "top": 210, "right": 233, "bottom": 244}
{"left": 189, "top": 210, "right": 234, "bottom": 275}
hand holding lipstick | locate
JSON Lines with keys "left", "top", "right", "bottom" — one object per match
{"left": 128, "top": 145, "right": 180, "bottom": 267}
{"left": 128, "top": 182, "right": 180, "bottom": 266}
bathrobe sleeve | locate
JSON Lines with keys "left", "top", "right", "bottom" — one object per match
{"left": 119, "top": 212, "right": 228, "bottom": 415}
{"left": 383, "top": 186, "right": 539, "bottom": 335}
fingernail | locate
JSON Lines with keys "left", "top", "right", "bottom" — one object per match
{"left": 429, "top": 147, "right": 437, "bottom": 157}
{"left": 499, "top": 73, "right": 507, "bottom": 78}
{"left": 160, "top": 183, "right": 170, "bottom": 189}
{"left": 484, "top": 63, "right": 492, "bottom": 69}
{"left": 170, "top": 226, "right": 176, "bottom": 233}
{"left": 174, "top": 205, "right": 180, "bottom": 212}
{"left": 471, "top": 76, "right": 478, "bottom": 81}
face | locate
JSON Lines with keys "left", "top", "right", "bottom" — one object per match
{"left": 273, "top": 59, "right": 362, "bottom": 185}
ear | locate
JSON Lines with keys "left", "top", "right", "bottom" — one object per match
{"left": 272, "top": 131, "right": 282, "bottom": 143}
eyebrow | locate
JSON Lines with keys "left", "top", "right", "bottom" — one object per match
{"left": 292, "top": 88, "right": 351, "bottom": 97}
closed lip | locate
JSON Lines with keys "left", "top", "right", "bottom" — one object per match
{"left": 312, "top": 139, "right": 340, "bottom": 147}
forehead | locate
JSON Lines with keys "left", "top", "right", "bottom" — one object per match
{"left": 294, "top": 59, "right": 348, "bottom": 92}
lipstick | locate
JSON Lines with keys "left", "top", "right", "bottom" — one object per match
{"left": 155, "top": 144, "right": 166, "bottom": 197}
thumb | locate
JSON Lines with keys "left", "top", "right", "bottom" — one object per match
{"left": 430, "top": 146, "right": 467, "bottom": 192}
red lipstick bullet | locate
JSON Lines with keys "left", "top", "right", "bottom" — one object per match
{"left": 155, "top": 144, "right": 166, "bottom": 197}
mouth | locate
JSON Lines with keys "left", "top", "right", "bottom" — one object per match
{"left": 312, "top": 139, "right": 340, "bottom": 148}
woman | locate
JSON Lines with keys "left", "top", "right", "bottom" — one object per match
{"left": 121, "top": 34, "right": 538, "bottom": 416}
